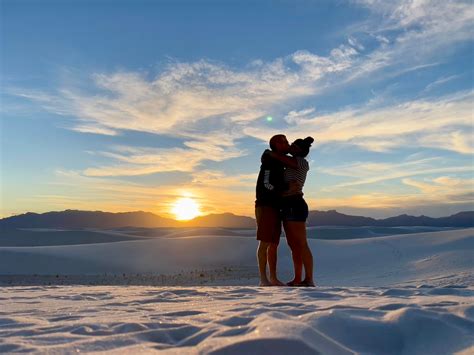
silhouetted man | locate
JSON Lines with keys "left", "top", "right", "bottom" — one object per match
{"left": 255, "top": 134, "right": 290, "bottom": 286}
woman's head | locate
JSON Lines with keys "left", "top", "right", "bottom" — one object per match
{"left": 290, "top": 136, "right": 314, "bottom": 157}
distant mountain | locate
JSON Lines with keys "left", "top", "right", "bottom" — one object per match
{"left": 180, "top": 213, "right": 255, "bottom": 228}
{"left": 307, "top": 210, "right": 474, "bottom": 227}
{"left": 307, "top": 210, "right": 377, "bottom": 226}
{"left": 376, "top": 211, "right": 474, "bottom": 227}
{"left": 0, "top": 210, "right": 176, "bottom": 229}
{"left": 0, "top": 209, "right": 473, "bottom": 229}
{"left": 0, "top": 210, "right": 255, "bottom": 229}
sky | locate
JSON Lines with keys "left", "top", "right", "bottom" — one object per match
{"left": 1, "top": 0, "right": 473, "bottom": 219}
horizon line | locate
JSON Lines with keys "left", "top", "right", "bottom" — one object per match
{"left": 2, "top": 208, "right": 473, "bottom": 222}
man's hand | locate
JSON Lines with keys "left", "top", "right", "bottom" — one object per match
{"left": 263, "top": 170, "right": 274, "bottom": 190}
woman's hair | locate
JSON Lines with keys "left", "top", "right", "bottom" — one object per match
{"left": 293, "top": 136, "right": 314, "bottom": 157}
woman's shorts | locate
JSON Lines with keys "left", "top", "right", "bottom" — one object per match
{"left": 281, "top": 195, "right": 308, "bottom": 222}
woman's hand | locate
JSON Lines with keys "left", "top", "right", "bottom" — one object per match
{"left": 284, "top": 180, "right": 303, "bottom": 196}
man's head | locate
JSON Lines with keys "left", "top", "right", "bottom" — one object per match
{"left": 269, "top": 134, "right": 290, "bottom": 154}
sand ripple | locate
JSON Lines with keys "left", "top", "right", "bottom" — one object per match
{"left": 1, "top": 285, "right": 473, "bottom": 354}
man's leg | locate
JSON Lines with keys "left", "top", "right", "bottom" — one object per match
{"left": 267, "top": 243, "right": 284, "bottom": 286}
{"left": 257, "top": 241, "right": 271, "bottom": 286}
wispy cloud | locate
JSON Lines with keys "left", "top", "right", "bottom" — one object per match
{"left": 423, "top": 75, "right": 461, "bottom": 92}
{"left": 10, "top": 49, "right": 358, "bottom": 138}
{"left": 191, "top": 170, "right": 256, "bottom": 188}
{"left": 403, "top": 175, "right": 474, "bottom": 195}
{"left": 84, "top": 137, "right": 244, "bottom": 177}
{"left": 43, "top": 169, "right": 256, "bottom": 217}
{"left": 344, "top": 0, "right": 473, "bottom": 84}
{"left": 318, "top": 158, "right": 473, "bottom": 190}
{"left": 307, "top": 175, "right": 473, "bottom": 217}
{"left": 7, "top": 47, "right": 363, "bottom": 176}
{"left": 246, "top": 91, "right": 473, "bottom": 154}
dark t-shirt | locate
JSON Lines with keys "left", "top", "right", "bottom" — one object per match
{"left": 255, "top": 151, "right": 286, "bottom": 207}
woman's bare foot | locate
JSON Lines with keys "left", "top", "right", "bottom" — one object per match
{"left": 269, "top": 277, "right": 285, "bottom": 286}
{"left": 259, "top": 279, "right": 273, "bottom": 286}
{"left": 299, "top": 279, "right": 316, "bottom": 287}
{"left": 286, "top": 279, "right": 302, "bottom": 287}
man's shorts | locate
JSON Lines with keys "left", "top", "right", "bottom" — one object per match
{"left": 281, "top": 195, "right": 309, "bottom": 222}
{"left": 255, "top": 205, "right": 282, "bottom": 244}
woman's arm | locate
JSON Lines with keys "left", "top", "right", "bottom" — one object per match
{"left": 265, "top": 150, "right": 299, "bottom": 169}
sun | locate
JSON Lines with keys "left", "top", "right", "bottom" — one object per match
{"left": 171, "top": 197, "right": 201, "bottom": 220}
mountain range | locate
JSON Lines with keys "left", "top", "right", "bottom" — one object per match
{"left": 1, "top": 209, "right": 473, "bottom": 229}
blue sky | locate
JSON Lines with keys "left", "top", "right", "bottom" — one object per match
{"left": 1, "top": 0, "right": 473, "bottom": 218}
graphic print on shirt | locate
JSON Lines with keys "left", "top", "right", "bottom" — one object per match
{"left": 264, "top": 170, "right": 274, "bottom": 190}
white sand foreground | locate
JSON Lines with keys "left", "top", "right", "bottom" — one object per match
{"left": 0, "top": 228, "right": 473, "bottom": 353}
{"left": 1, "top": 284, "right": 473, "bottom": 354}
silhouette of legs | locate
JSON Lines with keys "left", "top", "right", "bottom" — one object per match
{"left": 257, "top": 241, "right": 284, "bottom": 286}
{"left": 257, "top": 241, "right": 272, "bottom": 286}
{"left": 284, "top": 221, "right": 314, "bottom": 286}
{"left": 286, "top": 233, "right": 303, "bottom": 285}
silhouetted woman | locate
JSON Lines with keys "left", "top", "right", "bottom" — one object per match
{"left": 267, "top": 137, "right": 315, "bottom": 287}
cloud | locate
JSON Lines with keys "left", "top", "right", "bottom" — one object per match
{"left": 12, "top": 49, "right": 358, "bottom": 140}
{"left": 317, "top": 157, "right": 473, "bottom": 190}
{"left": 307, "top": 190, "right": 473, "bottom": 218}
{"left": 7, "top": 46, "right": 363, "bottom": 177}
{"left": 284, "top": 108, "right": 316, "bottom": 125}
{"left": 84, "top": 140, "right": 245, "bottom": 176}
{"left": 423, "top": 75, "right": 461, "bottom": 92}
{"left": 402, "top": 176, "right": 474, "bottom": 197}
{"left": 306, "top": 175, "right": 473, "bottom": 217}
{"left": 245, "top": 91, "right": 474, "bottom": 154}
{"left": 42, "top": 169, "right": 256, "bottom": 218}
{"left": 345, "top": 0, "right": 474, "bottom": 83}
{"left": 191, "top": 170, "right": 256, "bottom": 188}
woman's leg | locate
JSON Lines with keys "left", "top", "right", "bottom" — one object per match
{"left": 284, "top": 221, "right": 314, "bottom": 285}
{"left": 284, "top": 223, "right": 303, "bottom": 284}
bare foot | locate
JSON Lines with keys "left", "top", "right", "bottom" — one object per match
{"left": 299, "top": 279, "right": 316, "bottom": 287}
{"left": 259, "top": 279, "right": 272, "bottom": 287}
{"left": 269, "top": 278, "right": 285, "bottom": 286}
{"left": 286, "top": 279, "right": 303, "bottom": 287}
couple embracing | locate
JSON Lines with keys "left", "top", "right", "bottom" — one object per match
{"left": 255, "top": 134, "right": 315, "bottom": 287}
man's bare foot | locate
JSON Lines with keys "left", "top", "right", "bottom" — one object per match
{"left": 269, "top": 278, "right": 285, "bottom": 286}
{"left": 259, "top": 279, "right": 272, "bottom": 286}
{"left": 286, "top": 279, "right": 303, "bottom": 287}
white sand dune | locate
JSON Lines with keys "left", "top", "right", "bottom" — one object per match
{"left": 1, "top": 228, "right": 473, "bottom": 353}
{"left": 0, "top": 228, "right": 472, "bottom": 286}
{"left": 0, "top": 228, "right": 148, "bottom": 246}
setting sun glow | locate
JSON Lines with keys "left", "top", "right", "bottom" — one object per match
{"left": 171, "top": 197, "right": 201, "bottom": 220}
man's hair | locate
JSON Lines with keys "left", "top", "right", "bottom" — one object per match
{"left": 269, "top": 134, "right": 285, "bottom": 151}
